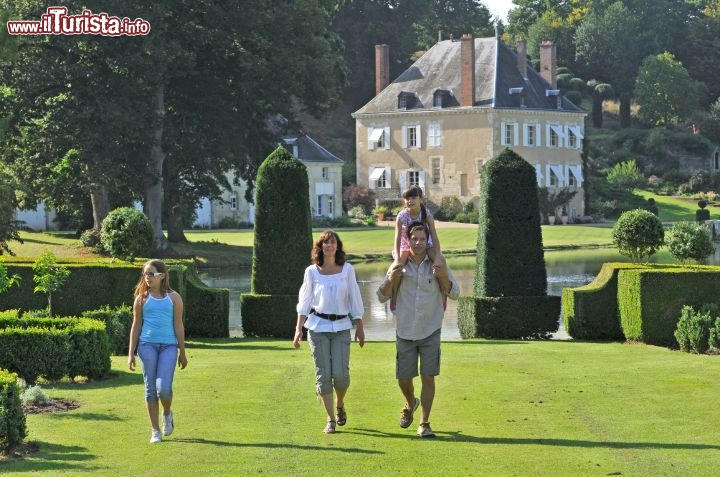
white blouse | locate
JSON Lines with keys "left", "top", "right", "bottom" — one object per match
{"left": 296, "top": 262, "right": 365, "bottom": 332}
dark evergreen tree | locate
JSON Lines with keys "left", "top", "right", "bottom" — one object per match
{"left": 474, "top": 148, "right": 547, "bottom": 297}
{"left": 458, "top": 148, "right": 560, "bottom": 339}
{"left": 251, "top": 147, "right": 312, "bottom": 295}
{"left": 241, "top": 147, "right": 312, "bottom": 337}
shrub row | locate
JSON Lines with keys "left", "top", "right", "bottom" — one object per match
{"left": 458, "top": 296, "right": 561, "bottom": 339}
{"left": 0, "top": 316, "right": 110, "bottom": 382}
{"left": 562, "top": 262, "right": 638, "bottom": 340}
{"left": 81, "top": 305, "right": 132, "bottom": 355}
{"left": 0, "top": 262, "right": 229, "bottom": 338}
{"left": 0, "top": 368, "right": 26, "bottom": 453}
{"left": 240, "top": 294, "right": 297, "bottom": 338}
{"left": 563, "top": 262, "right": 720, "bottom": 347}
{"left": 619, "top": 266, "right": 720, "bottom": 347}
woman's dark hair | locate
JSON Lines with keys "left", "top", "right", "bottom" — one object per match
{"left": 401, "top": 185, "right": 427, "bottom": 223}
{"left": 311, "top": 229, "right": 346, "bottom": 266}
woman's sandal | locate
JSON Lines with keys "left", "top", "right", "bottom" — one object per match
{"left": 323, "top": 420, "right": 336, "bottom": 434}
{"left": 336, "top": 406, "right": 347, "bottom": 426}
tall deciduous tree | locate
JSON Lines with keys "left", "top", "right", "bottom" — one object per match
{"left": 574, "top": 2, "right": 640, "bottom": 127}
{"left": 0, "top": 0, "right": 345, "bottom": 248}
{"left": 676, "top": 11, "right": 720, "bottom": 106}
{"left": 411, "top": 0, "right": 494, "bottom": 50}
{"left": 634, "top": 52, "right": 697, "bottom": 127}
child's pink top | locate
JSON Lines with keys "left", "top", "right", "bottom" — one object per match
{"left": 396, "top": 208, "right": 434, "bottom": 254}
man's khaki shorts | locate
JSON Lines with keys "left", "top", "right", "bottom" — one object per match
{"left": 396, "top": 328, "right": 441, "bottom": 379}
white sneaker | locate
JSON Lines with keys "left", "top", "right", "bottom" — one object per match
{"left": 162, "top": 411, "right": 174, "bottom": 436}
{"left": 150, "top": 430, "right": 162, "bottom": 443}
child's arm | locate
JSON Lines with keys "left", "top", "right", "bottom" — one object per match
{"left": 393, "top": 215, "right": 403, "bottom": 262}
{"left": 426, "top": 213, "right": 442, "bottom": 255}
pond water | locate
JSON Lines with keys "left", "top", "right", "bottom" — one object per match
{"left": 199, "top": 247, "right": 720, "bottom": 341}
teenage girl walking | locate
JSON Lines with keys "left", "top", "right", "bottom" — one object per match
{"left": 390, "top": 186, "right": 445, "bottom": 309}
{"left": 128, "top": 259, "right": 188, "bottom": 444}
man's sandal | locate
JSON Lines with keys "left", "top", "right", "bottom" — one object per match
{"left": 336, "top": 407, "right": 347, "bottom": 426}
{"left": 323, "top": 420, "right": 336, "bottom": 434}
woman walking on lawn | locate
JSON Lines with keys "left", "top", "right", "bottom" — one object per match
{"left": 294, "top": 230, "right": 366, "bottom": 434}
{"left": 128, "top": 259, "right": 188, "bottom": 444}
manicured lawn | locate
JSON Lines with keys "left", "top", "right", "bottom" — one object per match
{"left": 8, "top": 224, "right": 614, "bottom": 267}
{"left": 179, "top": 224, "right": 618, "bottom": 261}
{"left": 634, "top": 190, "right": 711, "bottom": 222}
{"left": 3, "top": 339, "right": 720, "bottom": 476}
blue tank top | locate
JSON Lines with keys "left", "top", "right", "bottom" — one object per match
{"left": 139, "top": 294, "right": 177, "bottom": 345}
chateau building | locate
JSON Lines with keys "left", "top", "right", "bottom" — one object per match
{"left": 352, "top": 34, "right": 587, "bottom": 218}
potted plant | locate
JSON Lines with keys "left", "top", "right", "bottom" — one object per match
{"left": 373, "top": 205, "right": 388, "bottom": 222}
{"left": 561, "top": 205, "right": 569, "bottom": 225}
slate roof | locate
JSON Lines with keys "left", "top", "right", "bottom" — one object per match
{"left": 282, "top": 135, "right": 344, "bottom": 164}
{"left": 354, "top": 36, "right": 583, "bottom": 116}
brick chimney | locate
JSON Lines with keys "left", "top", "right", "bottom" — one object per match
{"left": 539, "top": 40, "right": 556, "bottom": 88}
{"left": 375, "top": 44, "right": 389, "bottom": 95}
{"left": 460, "top": 33, "right": 475, "bottom": 107}
{"left": 516, "top": 39, "right": 527, "bottom": 79}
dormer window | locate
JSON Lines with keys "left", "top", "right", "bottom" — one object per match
{"left": 509, "top": 87, "right": 525, "bottom": 108}
{"left": 433, "top": 89, "right": 453, "bottom": 108}
{"left": 398, "top": 91, "right": 419, "bottom": 110}
{"left": 546, "top": 89, "right": 562, "bottom": 109}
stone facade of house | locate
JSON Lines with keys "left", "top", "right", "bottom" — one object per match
{"left": 353, "top": 35, "right": 587, "bottom": 218}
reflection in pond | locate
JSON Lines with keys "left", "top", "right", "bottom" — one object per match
{"left": 199, "top": 246, "right": 720, "bottom": 341}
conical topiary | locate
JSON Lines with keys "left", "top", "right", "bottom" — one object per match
{"left": 458, "top": 148, "right": 560, "bottom": 339}
{"left": 241, "top": 146, "right": 313, "bottom": 337}
{"left": 474, "top": 148, "right": 547, "bottom": 297}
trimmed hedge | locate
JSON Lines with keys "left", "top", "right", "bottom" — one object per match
{"left": 0, "top": 262, "right": 229, "bottom": 338}
{"left": 562, "top": 262, "right": 640, "bottom": 340}
{"left": 0, "top": 368, "right": 26, "bottom": 453}
{"left": 0, "top": 316, "right": 110, "bottom": 382}
{"left": 240, "top": 294, "right": 297, "bottom": 338}
{"left": 82, "top": 305, "right": 132, "bottom": 355}
{"left": 618, "top": 266, "right": 720, "bottom": 347}
{"left": 458, "top": 296, "right": 561, "bottom": 339}
{"left": 0, "top": 309, "right": 19, "bottom": 320}
{"left": 563, "top": 262, "right": 720, "bottom": 346}
{"left": 183, "top": 270, "right": 229, "bottom": 338}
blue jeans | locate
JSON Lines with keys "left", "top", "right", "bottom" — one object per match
{"left": 138, "top": 342, "right": 177, "bottom": 402}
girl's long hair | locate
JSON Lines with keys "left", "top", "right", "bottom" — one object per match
{"left": 402, "top": 185, "right": 427, "bottom": 223}
{"left": 134, "top": 259, "right": 173, "bottom": 297}
{"left": 311, "top": 230, "right": 346, "bottom": 266}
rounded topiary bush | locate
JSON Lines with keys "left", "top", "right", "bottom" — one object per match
{"left": 100, "top": 207, "right": 154, "bottom": 261}
{"left": 612, "top": 209, "right": 665, "bottom": 261}
{"left": 665, "top": 221, "right": 715, "bottom": 263}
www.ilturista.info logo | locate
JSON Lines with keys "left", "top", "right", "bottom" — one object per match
{"left": 6, "top": 6, "right": 150, "bottom": 36}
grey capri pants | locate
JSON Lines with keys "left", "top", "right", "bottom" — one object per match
{"left": 307, "top": 329, "right": 351, "bottom": 395}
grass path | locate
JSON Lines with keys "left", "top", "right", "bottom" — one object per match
{"left": 3, "top": 339, "right": 720, "bottom": 476}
